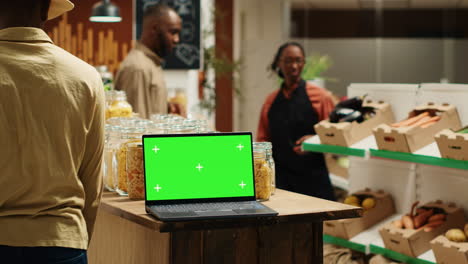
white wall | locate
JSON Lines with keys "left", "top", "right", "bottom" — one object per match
{"left": 234, "top": 1, "right": 467, "bottom": 136}
{"left": 234, "top": 0, "right": 288, "bottom": 135}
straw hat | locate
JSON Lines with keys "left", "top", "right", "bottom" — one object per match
{"left": 48, "top": 0, "right": 74, "bottom": 20}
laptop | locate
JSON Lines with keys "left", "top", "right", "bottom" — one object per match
{"left": 142, "top": 132, "right": 278, "bottom": 221}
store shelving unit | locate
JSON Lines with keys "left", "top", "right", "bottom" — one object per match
{"left": 305, "top": 83, "right": 468, "bottom": 264}
{"left": 303, "top": 137, "right": 468, "bottom": 171}
{"left": 323, "top": 215, "right": 437, "bottom": 264}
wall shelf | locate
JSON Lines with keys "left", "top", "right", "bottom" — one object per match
{"left": 302, "top": 139, "right": 468, "bottom": 171}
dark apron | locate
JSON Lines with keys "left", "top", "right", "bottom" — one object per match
{"left": 268, "top": 80, "right": 335, "bottom": 201}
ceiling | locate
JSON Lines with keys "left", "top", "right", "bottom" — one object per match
{"left": 291, "top": 0, "right": 468, "bottom": 9}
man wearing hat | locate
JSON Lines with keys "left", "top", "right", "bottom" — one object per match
{"left": 0, "top": 0, "right": 104, "bottom": 263}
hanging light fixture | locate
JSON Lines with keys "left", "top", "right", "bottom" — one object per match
{"left": 90, "top": 0, "right": 122, "bottom": 23}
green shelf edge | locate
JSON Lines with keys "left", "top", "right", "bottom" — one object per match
{"left": 323, "top": 234, "right": 366, "bottom": 253}
{"left": 370, "top": 149, "right": 468, "bottom": 170}
{"left": 302, "top": 143, "right": 366, "bottom": 157}
{"left": 369, "top": 244, "right": 435, "bottom": 264}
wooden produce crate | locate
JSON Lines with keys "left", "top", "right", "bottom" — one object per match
{"left": 324, "top": 189, "right": 395, "bottom": 240}
{"left": 315, "top": 100, "right": 395, "bottom": 147}
{"left": 435, "top": 127, "right": 468, "bottom": 161}
{"left": 379, "top": 201, "right": 466, "bottom": 258}
{"left": 373, "top": 103, "right": 462, "bottom": 153}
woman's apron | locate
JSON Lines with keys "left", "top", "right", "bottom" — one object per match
{"left": 268, "top": 80, "right": 335, "bottom": 200}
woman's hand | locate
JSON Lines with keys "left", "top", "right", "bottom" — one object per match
{"left": 293, "top": 135, "right": 313, "bottom": 155}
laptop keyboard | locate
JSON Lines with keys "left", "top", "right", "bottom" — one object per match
{"left": 152, "top": 201, "right": 264, "bottom": 213}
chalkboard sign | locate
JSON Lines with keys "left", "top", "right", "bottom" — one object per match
{"left": 135, "top": 0, "right": 201, "bottom": 69}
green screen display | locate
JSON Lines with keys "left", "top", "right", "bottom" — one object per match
{"left": 143, "top": 134, "right": 255, "bottom": 201}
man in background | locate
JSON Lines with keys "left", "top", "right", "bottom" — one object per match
{"left": 0, "top": 0, "right": 105, "bottom": 263}
{"left": 115, "top": 3, "right": 183, "bottom": 119}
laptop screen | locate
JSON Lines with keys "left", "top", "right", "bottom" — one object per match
{"left": 143, "top": 132, "right": 256, "bottom": 204}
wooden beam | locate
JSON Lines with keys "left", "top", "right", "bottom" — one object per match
{"left": 215, "top": 0, "right": 234, "bottom": 132}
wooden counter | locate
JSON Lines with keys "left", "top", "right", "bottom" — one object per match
{"left": 88, "top": 189, "right": 362, "bottom": 264}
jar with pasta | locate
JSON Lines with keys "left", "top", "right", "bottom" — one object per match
{"left": 116, "top": 127, "right": 144, "bottom": 196}
{"left": 253, "top": 147, "right": 272, "bottom": 201}
{"left": 126, "top": 142, "right": 145, "bottom": 200}
{"left": 106, "top": 90, "right": 133, "bottom": 119}
{"left": 254, "top": 142, "right": 276, "bottom": 195}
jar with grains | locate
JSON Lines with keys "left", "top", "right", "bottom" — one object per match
{"left": 253, "top": 146, "right": 272, "bottom": 201}
{"left": 126, "top": 142, "right": 145, "bottom": 200}
{"left": 254, "top": 142, "right": 276, "bottom": 195}
{"left": 106, "top": 90, "right": 133, "bottom": 119}
{"left": 116, "top": 127, "right": 144, "bottom": 196}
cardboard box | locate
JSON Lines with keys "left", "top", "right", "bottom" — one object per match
{"left": 373, "top": 103, "right": 462, "bottom": 153}
{"left": 325, "top": 154, "right": 349, "bottom": 179}
{"left": 324, "top": 189, "right": 395, "bottom": 240}
{"left": 435, "top": 128, "right": 468, "bottom": 161}
{"left": 431, "top": 234, "right": 468, "bottom": 264}
{"left": 315, "top": 100, "right": 395, "bottom": 147}
{"left": 379, "top": 201, "right": 466, "bottom": 258}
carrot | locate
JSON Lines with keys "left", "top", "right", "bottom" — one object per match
{"left": 428, "top": 214, "right": 446, "bottom": 222}
{"left": 420, "top": 116, "right": 441, "bottom": 128}
{"left": 410, "top": 201, "right": 419, "bottom": 218}
{"left": 391, "top": 112, "right": 429, "bottom": 127}
{"left": 409, "top": 116, "right": 432, "bottom": 128}
{"left": 422, "top": 220, "right": 445, "bottom": 232}
{"left": 414, "top": 209, "right": 434, "bottom": 228}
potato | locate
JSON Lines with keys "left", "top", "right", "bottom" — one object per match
{"left": 445, "top": 229, "right": 467, "bottom": 242}
{"left": 344, "top": 195, "right": 360, "bottom": 205}
{"left": 362, "top": 198, "right": 376, "bottom": 210}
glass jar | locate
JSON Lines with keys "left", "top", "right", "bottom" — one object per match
{"left": 106, "top": 90, "right": 133, "bottom": 119}
{"left": 171, "top": 124, "right": 197, "bottom": 134}
{"left": 126, "top": 142, "right": 145, "bottom": 200}
{"left": 253, "top": 146, "right": 272, "bottom": 201}
{"left": 254, "top": 142, "right": 276, "bottom": 195}
{"left": 169, "top": 88, "right": 187, "bottom": 113}
{"left": 103, "top": 125, "right": 121, "bottom": 192}
{"left": 147, "top": 123, "right": 171, "bottom": 134}
{"left": 183, "top": 119, "right": 208, "bottom": 133}
{"left": 116, "top": 127, "right": 144, "bottom": 196}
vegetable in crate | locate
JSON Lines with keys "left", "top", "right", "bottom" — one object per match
{"left": 329, "top": 95, "right": 375, "bottom": 123}
{"left": 445, "top": 229, "right": 467, "bottom": 242}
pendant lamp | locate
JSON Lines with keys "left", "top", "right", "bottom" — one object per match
{"left": 90, "top": 0, "right": 122, "bottom": 22}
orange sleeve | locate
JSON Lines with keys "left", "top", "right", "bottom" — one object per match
{"left": 256, "top": 91, "right": 279, "bottom": 142}
{"left": 305, "top": 82, "right": 335, "bottom": 121}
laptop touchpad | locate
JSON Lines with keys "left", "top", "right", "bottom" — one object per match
{"left": 195, "top": 210, "right": 236, "bottom": 216}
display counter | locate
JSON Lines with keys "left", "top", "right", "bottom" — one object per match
{"left": 88, "top": 189, "right": 362, "bottom": 264}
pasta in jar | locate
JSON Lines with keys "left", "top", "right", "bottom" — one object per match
{"left": 126, "top": 143, "right": 145, "bottom": 200}
{"left": 254, "top": 157, "right": 272, "bottom": 201}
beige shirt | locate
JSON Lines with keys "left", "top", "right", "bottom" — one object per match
{"left": 0, "top": 27, "right": 105, "bottom": 250}
{"left": 115, "top": 42, "right": 168, "bottom": 119}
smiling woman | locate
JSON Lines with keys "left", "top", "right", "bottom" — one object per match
{"left": 256, "top": 42, "right": 336, "bottom": 201}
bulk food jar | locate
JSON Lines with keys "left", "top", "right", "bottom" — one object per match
{"left": 106, "top": 90, "right": 133, "bottom": 119}
{"left": 254, "top": 142, "right": 276, "bottom": 195}
{"left": 116, "top": 127, "right": 144, "bottom": 196}
{"left": 126, "top": 142, "right": 145, "bottom": 200}
{"left": 103, "top": 125, "right": 121, "bottom": 191}
{"left": 253, "top": 144, "right": 273, "bottom": 201}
